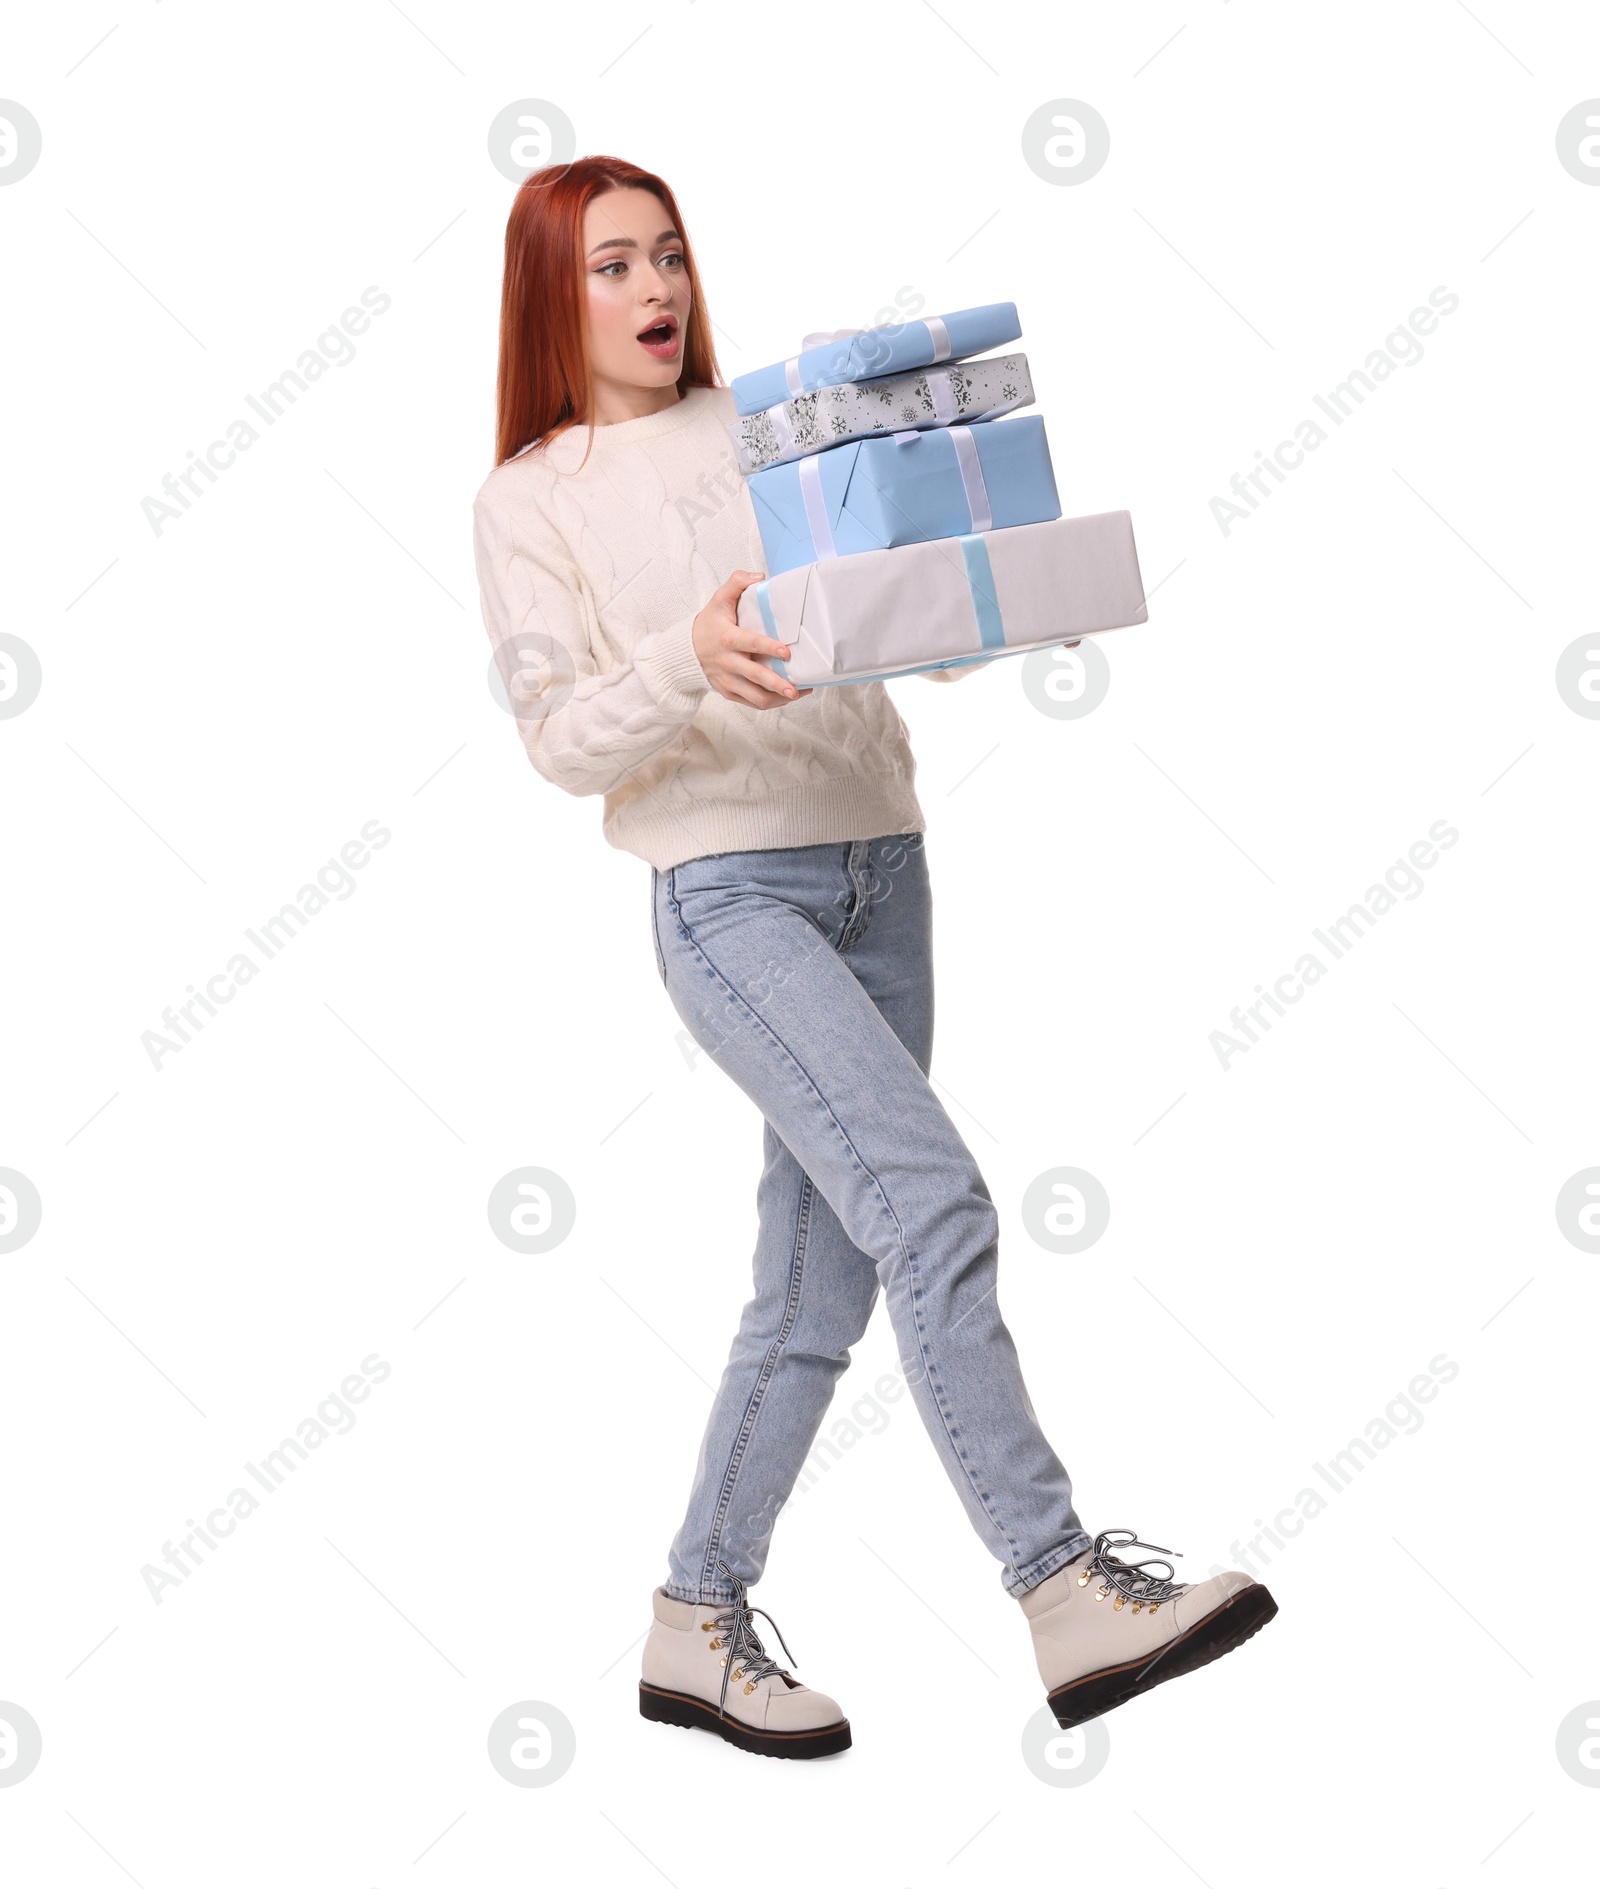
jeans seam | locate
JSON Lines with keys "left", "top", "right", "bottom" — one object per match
{"left": 664, "top": 1581, "right": 737, "bottom": 1605}
{"left": 1007, "top": 1531, "right": 1094, "bottom": 1597}
{"left": 650, "top": 868, "right": 668, "bottom": 985}
{"left": 901, "top": 1268, "right": 1028, "bottom": 1580}
{"left": 838, "top": 840, "right": 872, "bottom": 951}
{"left": 697, "top": 1172, "right": 814, "bottom": 1592}
{"left": 663, "top": 870, "right": 1022, "bottom": 1581}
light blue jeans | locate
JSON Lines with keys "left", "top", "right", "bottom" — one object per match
{"left": 650, "top": 832, "right": 1090, "bottom": 1603}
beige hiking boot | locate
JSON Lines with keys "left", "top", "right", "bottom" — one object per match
{"left": 1022, "top": 1528, "right": 1278, "bottom": 1728}
{"left": 640, "top": 1562, "right": 851, "bottom": 1759}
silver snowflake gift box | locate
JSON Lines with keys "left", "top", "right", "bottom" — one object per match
{"left": 727, "top": 352, "right": 1036, "bottom": 475}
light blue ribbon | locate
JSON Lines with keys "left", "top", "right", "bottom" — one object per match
{"left": 958, "top": 534, "right": 1006, "bottom": 651}
{"left": 755, "top": 535, "right": 1004, "bottom": 686}
{"left": 753, "top": 580, "right": 789, "bottom": 679}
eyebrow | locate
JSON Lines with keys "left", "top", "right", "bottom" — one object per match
{"left": 586, "top": 229, "right": 681, "bottom": 258}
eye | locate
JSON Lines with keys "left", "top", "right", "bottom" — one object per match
{"left": 658, "top": 250, "right": 686, "bottom": 270}
{"left": 596, "top": 257, "right": 627, "bottom": 278}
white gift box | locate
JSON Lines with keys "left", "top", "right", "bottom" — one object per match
{"left": 737, "top": 511, "right": 1148, "bottom": 689}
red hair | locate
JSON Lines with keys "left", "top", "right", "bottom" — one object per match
{"left": 494, "top": 155, "right": 723, "bottom": 467}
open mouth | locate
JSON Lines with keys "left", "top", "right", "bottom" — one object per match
{"left": 636, "top": 314, "right": 680, "bottom": 357}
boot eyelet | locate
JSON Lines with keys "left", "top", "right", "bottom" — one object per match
{"left": 1113, "top": 1594, "right": 1125, "bottom": 1610}
{"left": 744, "top": 1681, "right": 756, "bottom": 1695}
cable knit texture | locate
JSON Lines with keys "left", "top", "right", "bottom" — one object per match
{"left": 472, "top": 384, "right": 982, "bottom": 870}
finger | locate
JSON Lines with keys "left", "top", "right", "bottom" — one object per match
{"left": 718, "top": 677, "right": 773, "bottom": 709}
{"left": 713, "top": 568, "right": 767, "bottom": 609}
{"left": 729, "top": 678, "right": 808, "bottom": 708}
{"left": 720, "top": 667, "right": 795, "bottom": 707}
{"left": 720, "top": 624, "right": 793, "bottom": 661}
{"left": 718, "top": 647, "right": 795, "bottom": 691}
{"left": 726, "top": 653, "right": 798, "bottom": 698}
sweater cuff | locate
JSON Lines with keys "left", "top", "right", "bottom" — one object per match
{"left": 635, "top": 612, "right": 712, "bottom": 715}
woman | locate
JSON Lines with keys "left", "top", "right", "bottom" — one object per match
{"left": 473, "top": 155, "right": 1277, "bottom": 1761}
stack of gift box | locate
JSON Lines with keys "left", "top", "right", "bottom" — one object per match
{"left": 727, "top": 301, "right": 1149, "bottom": 689}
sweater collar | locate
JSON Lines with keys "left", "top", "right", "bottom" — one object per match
{"left": 533, "top": 385, "right": 720, "bottom": 469}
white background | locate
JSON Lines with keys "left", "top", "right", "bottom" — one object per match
{"left": 3, "top": 2, "right": 1597, "bottom": 1882}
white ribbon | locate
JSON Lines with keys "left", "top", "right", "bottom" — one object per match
{"left": 796, "top": 452, "right": 838, "bottom": 559}
{"left": 886, "top": 422, "right": 991, "bottom": 532}
{"left": 786, "top": 320, "right": 947, "bottom": 398}
{"left": 928, "top": 368, "right": 958, "bottom": 425}
{"left": 787, "top": 327, "right": 865, "bottom": 397}
{"left": 767, "top": 401, "right": 796, "bottom": 460}
{"left": 947, "top": 425, "right": 992, "bottom": 533}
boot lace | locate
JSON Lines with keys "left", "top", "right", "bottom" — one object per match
{"left": 1077, "top": 1528, "right": 1192, "bottom": 1614}
{"left": 704, "top": 1560, "right": 798, "bottom": 1718}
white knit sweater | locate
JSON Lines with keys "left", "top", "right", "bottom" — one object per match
{"left": 472, "top": 384, "right": 979, "bottom": 870}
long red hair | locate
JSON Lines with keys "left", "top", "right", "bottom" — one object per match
{"left": 494, "top": 155, "right": 722, "bottom": 467}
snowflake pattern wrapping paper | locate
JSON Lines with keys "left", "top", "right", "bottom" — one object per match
{"left": 727, "top": 353, "right": 1035, "bottom": 475}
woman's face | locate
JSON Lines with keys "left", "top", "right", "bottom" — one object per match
{"left": 582, "top": 187, "right": 691, "bottom": 396}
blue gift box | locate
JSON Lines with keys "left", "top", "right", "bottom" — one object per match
{"left": 745, "top": 414, "right": 1061, "bottom": 577}
{"left": 730, "top": 303, "right": 1021, "bottom": 416}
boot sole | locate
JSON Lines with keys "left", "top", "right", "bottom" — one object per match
{"left": 1047, "top": 1582, "right": 1278, "bottom": 1729}
{"left": 638, "top": 1681, "right": 852, "bottom": 1759}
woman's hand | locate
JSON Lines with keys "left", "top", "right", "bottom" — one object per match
{"left": 692, "top": 571, "right": 812, "bottom": 709}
